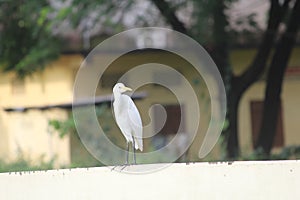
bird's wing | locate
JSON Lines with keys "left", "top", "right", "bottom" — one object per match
{"left": 124, "top": 95, "right": 143, "bottom": 151}
{"left": 113, "top": 98, "right": 132, "bottom": 143}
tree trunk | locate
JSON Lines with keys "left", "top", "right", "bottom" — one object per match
{"left": 255, "top": 0, "right": 300, "bottom": 155}
{"left": 210, "top": 0, "right": 240, "bottom": 158}
{"left": 150, "top": 0, "right": 291, "bottom": 159}
{"left": 226, "top": 85, "right": 241, "bottom": 157}
{"left": 225, "top": 0, "right": 290, "bottom": 158}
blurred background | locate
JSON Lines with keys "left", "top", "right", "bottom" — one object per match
{"left": 0, "top": 0, "right": 299, "bottom": 172}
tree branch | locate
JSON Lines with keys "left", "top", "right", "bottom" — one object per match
{"left": 256, "top": 0, "right": 300, "bottom": 154}
{"left": 151, "top": 0, "right": 188, "bottom": 34}
{"left": 233, "top": 0, "right": 291, "bottom": 93}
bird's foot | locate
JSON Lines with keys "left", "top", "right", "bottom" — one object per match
{"left": 120, "top": 163, "right": 130, "bottom": 170}
{"left": 111, "top": 163, "right": 130, "bottom": 171}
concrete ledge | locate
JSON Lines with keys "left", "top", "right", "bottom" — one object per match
{"left": 0, "top": 160, "right": 299, "bottom": 200}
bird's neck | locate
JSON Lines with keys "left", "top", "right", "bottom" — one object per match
{"left": 113, "top": 92, "right": 121, "bottom": 101}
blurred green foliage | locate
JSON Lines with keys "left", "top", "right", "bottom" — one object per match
{"left": 0, "top": 155, "right": 101, "bottom": 173}
{"left": 0, "top": 0, "right": 61, "bottom": 77}
{"left": 0, "top": 155, "right": 54, "bottom": 173}
{"left": 0, "top": 0, "right": 258, "bottom": 77}
{"left": 205, "top": 135, "right": 300, "bottom": 162}
{"left": 245, "top": 145, "right": 300, "bottom": 161}
{"left": 48, "top": 104, "right": 110, "bottom": 138}
{"left": 49, "top": 116, "right": 75, "bottom": 139}
{"left": 48, "top": 104, "right": 112, "bottom": 167}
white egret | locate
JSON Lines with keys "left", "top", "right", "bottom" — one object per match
{"left": 113, "top": 83, "right": 143, "bottom": 165}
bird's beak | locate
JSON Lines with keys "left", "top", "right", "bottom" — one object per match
{"left": 123, "top": 86, "right": 132, "bottom": 92}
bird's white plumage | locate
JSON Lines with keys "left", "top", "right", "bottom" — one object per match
{"left": 113, "top": 83, "right": 143, "bottom": 151}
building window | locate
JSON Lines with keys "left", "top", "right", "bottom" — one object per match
{"left": 152, "top": 104, "right": 186, "bottom": 149}
{"left": 154, "top": 104, "right": 186, "bottom": 135}
{"left": 250, "top": 100, "right": 284, "bottom": 148}
{"left": 11, "top": 78, "right": 25, "bottom": 95}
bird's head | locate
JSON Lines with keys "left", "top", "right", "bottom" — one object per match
{"left": 113, "top": 83, "right": 132, "bottom": 94}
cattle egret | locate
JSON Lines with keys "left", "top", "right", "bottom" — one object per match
{"left": 113, "top": 83, "right": 143, "bottom": 165}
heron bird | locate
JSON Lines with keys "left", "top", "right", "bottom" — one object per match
{"left": 112, "top": 83, "right": 143, "bottom": 165}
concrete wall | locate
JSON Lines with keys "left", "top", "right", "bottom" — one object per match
{"left": 0, "top": 161, "right": 299, "bottom": 200}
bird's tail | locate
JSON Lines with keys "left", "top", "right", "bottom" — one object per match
{"left": 134, "top": 137, "right": 143, "bottom": 151}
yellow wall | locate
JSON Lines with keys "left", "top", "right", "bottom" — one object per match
{"left": 235, "top": 47, "right": 300, "bottom": 155}
{"left": 239, "top": 78, "right": 300, "bottom": 155}
{"left": 0, "top": 54, "right": 82, "bottom": 166}
{"left": 5, "top": 109, "right": 70, "bottom": 165}
{"left": 0, "top": 55, "right": 81, "bottom": 108}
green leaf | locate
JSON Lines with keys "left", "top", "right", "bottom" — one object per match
{"left": 37, "top": 7, "right": 50, "bottom": 26}
{"left": 56, "top": 7, "right": 72, "bottom": 20}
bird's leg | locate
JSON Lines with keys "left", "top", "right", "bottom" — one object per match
{"left": 112, "top": 143, "right": 130, "bottom": 171}
{"left": 133, "top": 147, "right": 137, "bottom": 165}
{"left": 132, "top": 136, "right": 137, "bottom": 165}
{"left": 119, "top": 143, "right": 130, "bottom": 171}
{"left": 125, "top": 142, "right": 130, "bottom": 165}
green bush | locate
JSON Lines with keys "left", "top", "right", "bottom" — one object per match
{"left": 0, "top": 157, "right": 54, "bottom": 173}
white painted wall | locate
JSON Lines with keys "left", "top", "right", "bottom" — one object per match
{"left": 0, "top": 160, "right": 299, "bottom": 200}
